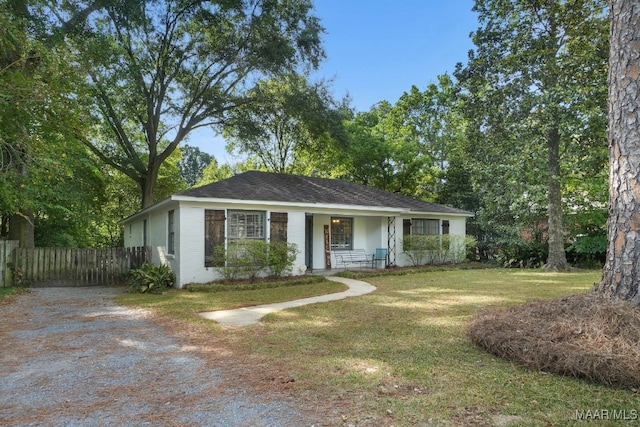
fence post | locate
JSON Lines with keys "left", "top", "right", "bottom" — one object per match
{"left": 0, "top": 241, "right": 19, "bottom": 287}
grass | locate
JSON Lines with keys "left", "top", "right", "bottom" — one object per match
{"left": 115, "top": 276, "right": 346, "bottom": 320}
{"left": 117, "top": 268, "right": 640, "bottom": 426}
{"left": 0, "top": 286, "right": 26, "bottom": 302}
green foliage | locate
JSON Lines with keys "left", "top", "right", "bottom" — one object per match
{"left": 567, "top": 235, "right": 607, "bottom": 268}
{"left": 215, "top": 240, "right": 299, "bottom": 282}
{"left": 456, "top": 0, "right": 608, "bottom": 267}
{"left": 63, "top": 0, "right": 325, "bottom": 208}
{"left": 403, "top": 235, "right": 476, "bottom": 266}
{"left": 403, "top": 235, "right": 440, "bottom": 266}
{"left": 337, "top": 77, "right": 466, "bottom": 201}
{"left": 127, "top": 263, "right": 175, "bottom": 293}
{"left": 224, "top": 74, "right": 343, "bottom": 174}
{"left": 1, "top": 2, "right": 111, "bottom": 247}
{"left": 496, "top": 241, "right": 549, "bottom": 269}
{"left": 266, "top": 241, "right": 299, "bottom": 278}
{"left": 0, "top": 285, "right": 26, "bottom": 301}
{"left": 565, "top": 208, "right": 607, "bottom": 268}
{"left": 177, "top": 145, "right": 212, "bottom": 188}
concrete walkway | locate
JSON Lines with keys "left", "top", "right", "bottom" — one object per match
{"left": 199, "top": 276, "right": 376, "bottom": 327}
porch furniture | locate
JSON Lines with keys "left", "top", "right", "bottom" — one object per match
{"left": 334, "top": 249, "right": 374, "bottom": 268}
{"left": 373, "top": 248, "right": 388, "bottom": 268}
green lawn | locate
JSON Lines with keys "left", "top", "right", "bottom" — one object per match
{"left": 117, "top": 268, "right": 640, "bottom": 426}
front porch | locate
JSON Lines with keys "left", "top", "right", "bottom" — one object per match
{"left": 304, "top": 214, "right": 398, "bottom": 271}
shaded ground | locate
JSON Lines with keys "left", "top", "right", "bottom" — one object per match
{"left": 0, "top": 287, "right": 321, "bottom": 426}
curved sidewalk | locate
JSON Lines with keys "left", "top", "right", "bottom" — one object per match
{"left": 199, "top": 276, "right": 376, "bottom": 327}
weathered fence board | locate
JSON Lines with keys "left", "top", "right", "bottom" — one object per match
{"left": 9, "top": 246, "right": 150, "bottom": 287}
{"left": 0, "top": 240, "right": 19, "bottom": 287}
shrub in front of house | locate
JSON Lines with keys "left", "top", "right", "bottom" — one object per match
{"left": 403, "top": 235, "right": 440, "bottom": 266}
{"left": 403, "top": 235, "right": 476, "bottom": 266}
{"left": 127, "top": 263, "right": 175, "bottom": 293}
{"left": 267, "top": 241, "right": 299, "bottom": 278}
{"left": 215, "top": 240, "right": 298, "bottom": 282}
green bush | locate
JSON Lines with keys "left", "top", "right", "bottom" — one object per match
{"left": 127, "top": 263, "right": 175, "bottom": 293}
{"left": 403, "top": 235, "right": 477, "bottom": 266}
{"left": 403, "top": 235, "right": 440, "bottom": 266}
{"left": 215, "top": 240, "right": 298, "bottom": 282}
{"left": 267, "top": 241, "right": 299, "bottom": 278}
{"left": 234, "top": 240, "right": 269, "bottom": 280}
{"left": 566, "top": 235, "right": 607, "bottom": 268}
{"left": 496, "top": 241, "right": 548, "bottom": 268}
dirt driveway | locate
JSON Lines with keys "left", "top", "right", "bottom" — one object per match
{"left": 0, "top": 287, "right": 312, "bottom": 426}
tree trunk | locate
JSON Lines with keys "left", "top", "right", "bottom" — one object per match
{"left": 595, "top": 0, "right": 640, "bottom": 305}
{"left": 139, "top": 159, "right": 160, "bottom": 209}
{"left": 545, "top": 127, "right": 569, "bottom": 270}
{"left": 8, "top": 145, "right": 35, "bottom": 248}
{"left": 8, "top": 209, "right": 35, "bottom": 249}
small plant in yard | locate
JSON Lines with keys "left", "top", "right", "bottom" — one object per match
{"left": 0, "top": 286, "right": 26, "bottom": 302}
{"left": 266, "top": 241, "right": 298, "bottom": 278}
{"left": 127, "top": 263, "right": 175, "bottom": 293}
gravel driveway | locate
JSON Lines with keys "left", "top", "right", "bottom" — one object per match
{"left": 0, "top": 287, "right": 308, "bottom": 426}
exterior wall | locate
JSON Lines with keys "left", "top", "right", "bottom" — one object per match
{"left": 123, "top": 204, "right": 178, "bottom": 286}
{"left": 287, "top": 211, "right": 307, "bottom": 275}
{"left": 122, "top": 200, "right": 470, "bottom": 287}
{"left": 124, "top": 218, "right": 146, "bottom": 248}
{"left": 311, "top": 214, "right": 330, "bottom": 270}
{"left": 177, "top": 206, "right": 209, "bottom": 285}
{"left": 173, "top": 203, "right": 309, "bottom": 287}
{"left": 395, "top": 215, "right": 468, "bottom": 267}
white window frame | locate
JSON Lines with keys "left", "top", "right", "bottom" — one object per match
{"left": 330, "top": 217, "right": 353, "bottom": 250}
{"left": 411, "top": 219, "right": 439, "bottom": 235}
{"left": 227, "top": 210, "right": 266, "bottom": 242}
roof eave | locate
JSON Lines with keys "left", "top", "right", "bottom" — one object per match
{"left": 118, "top": 197, "right": 177, "bottom": 225}
{"left": 173, "top": 195, "right": 473, "bottom": 216}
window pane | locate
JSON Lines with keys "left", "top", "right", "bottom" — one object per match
{"left": 168, "top": 210, "right": 175, "bottom": 254}
{"left": 411, "top": 219, "right": 439, "bottom": 235}
{"left": 331, "top": 217, "right": 353, "bottom": 250}
{"left": 228, "top": 211, "right": 266, "bottom": 240}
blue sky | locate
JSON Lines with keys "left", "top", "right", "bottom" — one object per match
{"left": 189, "top": 0, "right": 479, "bottom": 163}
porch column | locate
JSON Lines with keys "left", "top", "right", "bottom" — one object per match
{"left": 387, "top": 217, "right": 396, "bottom": 267}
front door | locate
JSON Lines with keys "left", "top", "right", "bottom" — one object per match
{"left": 305, "top": 215, "right": 313, "bottom": 270}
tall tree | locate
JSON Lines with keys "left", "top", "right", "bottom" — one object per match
{"left": 337, "top": 75, "right": 466, "bottom": 201}
{"left": 177, "top": 145, "right": 212, "bottom": 188}
{"left": 457, "top": 0, "right": 608, "bottom": 270}
{"left": 595, "top": 0, "right": 640, "bottom": 304}
{"left": 224, "top": 74, "right": 340, "bottom": 173}
{"left": 62, "top": 0, "right": 324, "bottom": 208}
{"left": 1, "top": 0, "right": 106, "bottom": 247}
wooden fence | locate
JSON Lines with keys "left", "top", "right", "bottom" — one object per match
{"left": 1, "top": 240, "right": 19, "bottom": 287}
{"left": 1, "top": 244, "right": 150, "bottom": 287}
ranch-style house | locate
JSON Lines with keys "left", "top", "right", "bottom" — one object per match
{"left": 121, "top": 171, "right": 473, "bottom": 288}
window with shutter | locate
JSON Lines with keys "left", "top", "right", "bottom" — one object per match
{"left": 205, "top": 210, "right": 225, "bottom": 267}
{"left": 270, "top": 212, "right": 288, "bottom": 242}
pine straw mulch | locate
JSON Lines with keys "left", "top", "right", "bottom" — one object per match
{"left": 467, "top": 291, "right": 640, "bottom": 390}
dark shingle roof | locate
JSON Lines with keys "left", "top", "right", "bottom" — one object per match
{"left": 178, "top": 171, "right": 472, "bottom": 215}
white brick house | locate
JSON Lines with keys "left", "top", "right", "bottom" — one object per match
{"left": 121, "top": 171, "right": 473, "bottom": 288}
